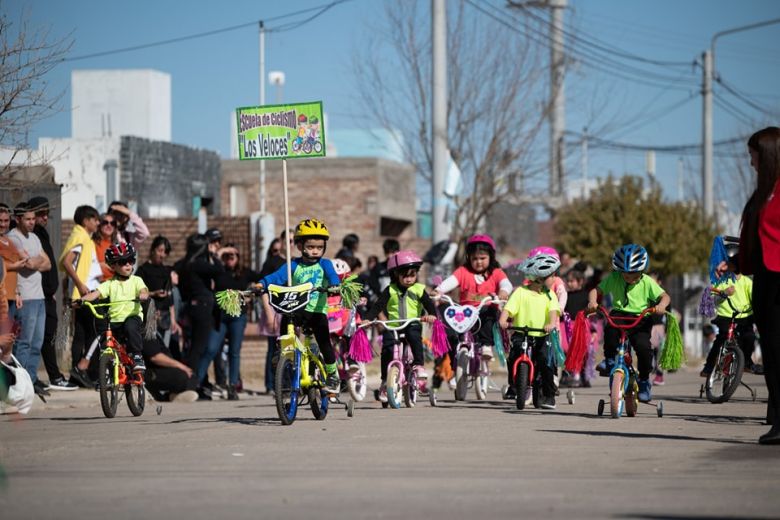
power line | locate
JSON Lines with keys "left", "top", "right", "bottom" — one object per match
{"left": 715, "top": 75, "right": 779, "bottom": 116}
{"left": 64, "top": 0, "right": 351, "bottom": 62}
{"left": 566, "top": 131, "right": 746, "bottom": 153}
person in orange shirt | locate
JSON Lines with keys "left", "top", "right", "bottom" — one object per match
{"left": 93, "top": 213, "right": 118, "bottom": 282}
{"left": 0, "top": 203, "right": 28, "bottom": 320}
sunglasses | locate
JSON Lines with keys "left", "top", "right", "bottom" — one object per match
{"left": 222, "top": 253, "right": 237, "bottom": 259}
{"left": 113, "top": 258, "right": 135, "bottom": 266}
{"left": 271, "top": 248, "right": 281, "bottom": 254}
{"left": 101, "top": 220, "right": 115, "bottom": 227}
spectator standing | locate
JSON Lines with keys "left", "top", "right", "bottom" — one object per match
{"left": 93, "top": 213, "right": 118, "bottom": 282}
{"left": 259, "top": 231, "right": 289, "bottom": 393}
{"left": 738, "top": 126, "right": 780, "bottom": 444}
{"left": 136, "top": 236, "right": 181, "bottom": 347}
{"left": 366, "top": 238, "right": 400, "bottom": 304}
{"left": 0, "top": 204, "right": 26, "bottom": 321}
{"left": 59, "top": 205, "right": 102, "bottom": 387}
{"left": 8, "top": 203, "right": 51, "bottom": 396}
{"left": 28, "top": 197, "right": 76, "bottom": 391}
{"left": 336, "top": 233, "right": 359, "bottom": 260}
{"left": 107, "top": 201, "right": 149, "bottom": 250}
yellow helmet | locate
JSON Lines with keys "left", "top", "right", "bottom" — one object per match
{"left": 294, "top": 218, "right": 330, "bottom": 241}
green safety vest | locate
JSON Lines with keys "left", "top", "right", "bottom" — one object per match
{"left": 386, "top": 283, "right": 426, "bottom": 321}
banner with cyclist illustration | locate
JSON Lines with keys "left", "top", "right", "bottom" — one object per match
{"left": 236, "top": 101, "right": 326, "bottom": 160}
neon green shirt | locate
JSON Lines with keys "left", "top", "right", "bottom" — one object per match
{"left": 503, "top": 286, "right": 560, "bottom": 337}
{"left": 714, "top": 275, "right": 752, "bottom": 319}
{"left": 598, "top": 272, "right": 664, "bottom": 314}
{"left": 97, "top": 276, "right": 147, "bottom": 322}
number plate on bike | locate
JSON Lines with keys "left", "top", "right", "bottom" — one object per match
{"left": 268, "top": 283, "right": 313, "bottom": 314}
{"left": 443, "top": 304, "right": 479, "bottom": 333}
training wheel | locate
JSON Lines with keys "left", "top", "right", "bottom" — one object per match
{"left": 699, "top": 384, "right": 704, "bottom": 399}
{"left": 347, "top": 399, "right": 354, "bottom": 417}
{"left": 752, "top": 389, "right": 757, "bottom": 401}
{"left": 429, "top": 390, "right": 438, "bottom": 407}
{"left": 156, "top": 405, "right": 163, "bottom": 416}
{"left": 567, "top": 389, "right": 575, "bottom": 405}
{"left": 597, "top": 399, "right": 605, "bottom": 416}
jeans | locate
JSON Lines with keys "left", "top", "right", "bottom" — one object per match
{"left": 12, "top": 299, "right": 45, "bottom": 383}
{"left": 199, "top": 313, "right": 248, "bottom": 386}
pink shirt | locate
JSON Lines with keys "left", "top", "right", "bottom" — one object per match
{"left": 451, "top": 266, "right": 509, "bottom": 305}
{"left": 760, "top": 181, "right": 780, "bottom": 272}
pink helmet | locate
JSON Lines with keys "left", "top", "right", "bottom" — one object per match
{"left": 387, "top": 250, "right": 423, "bottom": 271}
{"left": 528, "top": 246, "right": 559, "bottom": 260}
{"left": 466, "top": 234, "right": 496, "bottom": 251}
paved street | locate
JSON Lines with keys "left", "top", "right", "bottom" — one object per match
{"left": 1, "top": 369, "right": 778, "bottom": 519}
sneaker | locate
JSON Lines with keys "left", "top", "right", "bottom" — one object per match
{"left": 70, "top": 367, "right": 94, "bottom": 388}
{"left": 324, "top": 372, "right": 340, "bottom": 395}
{"left": 33, "top": 380, "right": 51, "bottom": 396}
{"left": 414, "top": 365, "right": 428, "bottom": 379}
{"left": 46, "top": 377, "right": 78, "bottom": 391}
{"left": 197, "top": 388, "right": 213, "bottom": 401}
{"left": 132, "top": 354, "right": 146, "bottom": 372}
{"left": 541, "top": 396, "right": 556, "bottom": 410}
{"left": 447, "top": 377, "right": 456, "bottom": 390}
{"left": 170, "top": 390, "right": 199, "bottom": 403}
{"left": 378, "top": 383, "right": 388, "bottom": 403}
{"left": 638, "top": 379, "right": 652, "bottom": 403}
{"left": 653, "top": 373, "right": 665, "bottom": 386}
{"left": 750, "top": 364, "right": 764, "bottom": 375}
{"left": 596, "top": 359, "right": 615, "bottom": 377}
{"left": 480, "top": 346, "right": 494, "bottom": 359}
{"left": 503, "top": 386, "right": 516, "bottom": 400}
{"left": 227, "top": 385, "right": 239, "bottom": 401}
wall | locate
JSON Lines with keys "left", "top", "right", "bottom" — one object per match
{"left": 71, "top": 69, "right": 171, "bottom": 142}
{"left": 119, "top": 136, "right": 222, "bottom": 218}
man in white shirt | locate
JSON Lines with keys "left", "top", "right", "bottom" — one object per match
{"left": 8, "top": 202, "right": 51, "bottom": 394}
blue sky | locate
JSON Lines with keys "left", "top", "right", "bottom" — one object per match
{"left": 6, "top": 0, "right": 780, "bottom": 209}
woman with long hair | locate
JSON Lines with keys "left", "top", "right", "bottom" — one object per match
{"left": 136, "top": 235, "right": 181, "bottom": 347}
{"left": 739, "top": 126, "right": 780, "bottom": 444}
{"left": 93, "top": 213, "right": 118, "bottom": 281}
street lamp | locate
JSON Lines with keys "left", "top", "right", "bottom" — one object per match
{"left": 269, "top": 71, "right": 285, "bottom": 104}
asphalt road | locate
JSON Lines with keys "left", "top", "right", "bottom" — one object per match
{"left": 1, "top": 369, "right": 778, "bottom": 520}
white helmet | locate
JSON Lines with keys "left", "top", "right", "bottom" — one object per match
{"left": 332, "top": 258, "right": 351, "bottom": 278}
{"left": 522, "top": 253, "right": 560, "bottom": 280}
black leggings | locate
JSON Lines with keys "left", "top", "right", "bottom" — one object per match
{"left": 753, "top": 263, "right": 780, "bottom": 425}
{"left": 281, "top": 311, "right": 335, "bottom": 365}
{"left": 604, "top": 311, "right": 653, "bottom": 381}
{"left": 145, "top": 366, "right": 197, "bottom": 401}
{"left": 381, "top": 323, "right": 424, "bottom": 381}
{"left": 182, "top": 301, "right": 215, "bottom": 371}
{"left": 507, "top": 334, "right": 555, "bottom": 398}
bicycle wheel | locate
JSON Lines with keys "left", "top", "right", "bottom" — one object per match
{"left": 610, "top": 370, "right": 625, "bottom": 419}
{"left": 98, "top": 353, "right": 119, "bottom": 418}
{"left": 313, "top": 141, "right": 323, "bottom": 153}
{"left": 125, "top": 378, "right": 145, "bottom": 417}
{"left": 624, "top": 375, "right": 638, "bottom": 417}
{"left": 515, "top": 363, "right": 529, "bottom": 410}
{"left": 308, "top": 386, "right": 329, "bottom": 420}
{"left": 475, "top": 358, "right": 488, "bottom": 400}
{"left": 275, "top": 356, "right": 298, "bottom": 425}
{"left": 454, "top": 349, "right": 469, "bottom": 401}
{"left": 403, "top": 368, "right": 417, "bottom": 408}
{"left": 705, "top": 341, "right": 745, "bottom": 403}
{"left": 303, "top": 141, "right": 313, "bottom": 154}
{"left": 347, "top": 363, "right": 367, "bottom": 402}
{"left": 386, "top": 365, "right": 402, "bottom": 409}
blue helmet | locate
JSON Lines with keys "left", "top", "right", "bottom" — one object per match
{"left": 612, "top": 244, "right": 649, "bottom": 273}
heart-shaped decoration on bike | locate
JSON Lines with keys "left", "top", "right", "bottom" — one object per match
{"left": 443, "top": 304, "right": 479, "bottom": 334}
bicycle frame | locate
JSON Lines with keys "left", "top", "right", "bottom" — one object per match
{"left": 508, "top": 326, "right": 548, "bottom": 384}
{"left": 82, "top": 301, "right": 143, "bottom": 387}
{"left": 596, "top": 306, "right": 653, "bottom": 394}
{"left": 360, "top": 318, "right": 422, "bottom": 407}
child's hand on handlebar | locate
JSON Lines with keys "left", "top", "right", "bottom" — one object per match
{"left": 498, "top": 316, "right": 509, "bottom": 330}
{"left": 421, "top": 315, "right": 436, "bottom": 324}
{"left": 544, "top": 323, "right": 556, "bottom": 333}
{"left": 70, "top": 299, "right": 83, "bottom": 309}
{"left": 587, "top": 301, "right": 599, "bottom": 314}
{"left": 724, "top": 286, "right": 736, "bottom": 296}
{"left": 653, "top": 306, "right": 666, "bottom": 316}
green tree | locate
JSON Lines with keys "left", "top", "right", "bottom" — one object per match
{"left": 555, "top": 176, "right": 718, "bottom": 276}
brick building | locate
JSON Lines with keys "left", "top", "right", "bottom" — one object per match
{"left": 221, "top": 157, "right": 431, "bottom": 265}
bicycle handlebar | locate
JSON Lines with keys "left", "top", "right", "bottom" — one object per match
{"left": 78, "top": 300, "right": 140, "bottom": 320}
{"left": 358, "top": 317, "right": 422, "bottom": 331}
{"left": 435, "top": 294, "right": 503, "bottom": 308}
{"left": 591, "top": 306, "right": 655, "bottom": 330}
{"left": 710, "top": 289, "right": 750, "bottom": 317}
{"left": 508, "top": 326, "right": 549, "bottom": 334}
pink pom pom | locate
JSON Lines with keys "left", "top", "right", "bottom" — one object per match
{"left": 431, "top": 320, "right": 451, "bottom": 357}
{"left": 348, "top": 328, "right": 373, "bottom": 363}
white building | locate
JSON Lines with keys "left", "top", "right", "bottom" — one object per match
{"left": 71, "top": 69, "right": 171, "bottom": 141}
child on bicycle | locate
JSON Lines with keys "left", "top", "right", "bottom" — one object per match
{"left": 703, "top": 244, "right": 759, "bottom": 376}
{"left": 587, "top": 244, "right": 670, "bottom": 403}
{"left": 365, "top": 250, "right": 436, "bottom": 403}
{"left": 259, "top": 218, "right": 342, "bottom": 394}
{"left": 77, "top": 243, "right": 149, "bottom": 372}
{"left": 499, "top": 253, "right": 561, "bottom": 409}
{"left": 434, "top": 234, "right": 512, "bottom": 358}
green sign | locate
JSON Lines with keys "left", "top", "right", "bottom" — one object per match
{"left": 236, "top": 101, "right": 326, "bottom": 160}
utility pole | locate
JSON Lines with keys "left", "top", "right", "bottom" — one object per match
{"left": 701, "top": 49, "right": 713, "bottom": 217}
{"left": 677, "top": 157, "right": 684, "bottom": 201}
{"left": 259, "top": 21, "right": 267, "bottom": 215}
{"left": 549, "top": 0, "right": 566, "bottom": 198}
{"left": 581, "top": 126, "right": 588, "bottom": 199}
{"left": 432, "top": 0, "right": 448, "bottom": 243}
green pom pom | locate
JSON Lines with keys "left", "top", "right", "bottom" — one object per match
{"left": 216, "top": 289, "right": 243, "bottom": 317}
{"left": 338, "top": 275, "right": 363, "bottom": 309}
{"left": 659, "top": 311, "right": 686, "bottom": 371}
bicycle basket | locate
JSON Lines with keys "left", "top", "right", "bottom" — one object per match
{"left": 268, "top": 283, "right": 313, "bottom": 314}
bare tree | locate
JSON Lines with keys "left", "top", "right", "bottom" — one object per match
{"left": 0, "top": 6, "right": 71, "bottom": 168}
{"left": 353, "top": 1, "right": 553, "bottom": 241}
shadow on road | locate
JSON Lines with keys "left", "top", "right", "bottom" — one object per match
{"left": 620, "top": 514, "right": 773, "bottom": 520}
{"left": 539, "top": 429, "right": 754, "bottom": 445}
{"left": 164, "top": 416, "right": 282, "bottom": 426}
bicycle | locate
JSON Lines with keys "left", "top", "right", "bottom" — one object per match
{"left": 266, "top": 282, "right": 353, "bottom": 424}
{"left": 593, "top": 306, "right": 663, "bottom": 419}
{"left": 80, "top": 301, "right": 146, "bottom": 419}
{"left": 363, "top": 318, "right": 428, "bottom": 409}
{"left": 438, "top": 294, "right": 502, "bottom": 402}
{"left": 503, "top": 326, "right": 549, "bottom": 410}
{"left": 699, "top": 294, "right": 757, "bottom": 403}
{"left": 329, "top": 304, "right": 368, "bottom": 402}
